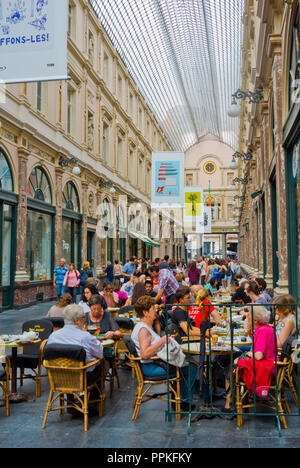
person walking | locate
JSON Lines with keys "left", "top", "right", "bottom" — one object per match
{"left": 53, "top": 258, "right": 68, "bottom": 299}
{"left": 63, "top": 263, "right": 80, "bottom": 303}
{"left": 80, "top": 261, "right": 93, "bottom": 289}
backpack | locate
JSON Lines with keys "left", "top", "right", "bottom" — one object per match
{"left": 213, "top": 267, "right": 220, "bottom": 278}
{"left": 80, "top": 270, "right": 89, "bottom": 287}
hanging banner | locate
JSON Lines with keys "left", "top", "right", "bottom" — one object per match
{"left": 196, "top": 206, "right": 212, "bottom": 234}
{"left": 151, "top": 152, "right": 184, "bottom": 207}
{"left": 184, "top": 186, "right": 203, "bottom": 223}
{"left": 0, "top": 0, "right": 68, "bottom": 83}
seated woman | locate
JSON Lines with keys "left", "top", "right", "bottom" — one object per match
{"left": 230, "top": 279, "right": 251, "bottom": 304}
{"left": 86, "top": 295, "right": 121, "bottom": 374}
{"left": 112, "top": 279, "right": 128, "bottom": 306}
{"left": 78, "top": 284, "right": 108, "bottom": 314}
{"left": 100, "top": 283, "right": 119, "bottom": 308}
{"left": 239, "top": 281, "right": 269, "bottom": 317}
{"left": 193, "top": 289, "right": 222, "bottom": 328}
{"left": 204, "top": 278, "right": 221, "bottom": 297}
{"left": 46, "top": 293, "right": 73, "bottom": 318}
{"left": 223, "top": 306, "right": 275, "bottom": 413}
{"left": 272, "top": 294, "right": 296, "bottom": 348}
{"left": 255, "top": 278, "right": 272, "bottom": 303}
{"left": 131, "top": 295, "right": 197, "bottom": 410}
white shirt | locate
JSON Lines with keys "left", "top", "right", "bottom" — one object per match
{"left": 47, "top": 324, "right": 103, "bottom": 371}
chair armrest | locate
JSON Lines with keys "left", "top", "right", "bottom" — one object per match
{"left": 82, "top": 359, "right": 102, "bottom": 370}
{"left": 39, "top": 339, "right": 48, "bottom": 362}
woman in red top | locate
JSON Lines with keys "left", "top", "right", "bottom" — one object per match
{"left": 192, "top": 289, "right": 222, "bottom": 327}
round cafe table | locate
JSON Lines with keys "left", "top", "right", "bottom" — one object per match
{"left": 0, "top": 338, "right": 41, "bottom": 402}
{"left": 97, "top": 338, "right": 114, "bottom": 347}
{"left": 180, "top": 342, "right": 236, "bottom": 356}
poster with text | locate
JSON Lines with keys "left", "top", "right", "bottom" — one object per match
{"left": 0, "top": 0, "right": 68, "bottom": 83}
{"left": 151, "top": 152, "right": 184, "bottom": 207}
{"left": 184, "top": 186, "right": 203, "bottom": 223}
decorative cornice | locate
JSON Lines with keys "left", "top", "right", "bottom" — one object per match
{"left": 267, "top": 33, "right": 282, "bottom": 58}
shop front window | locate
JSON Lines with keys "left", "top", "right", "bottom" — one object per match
{"left": 63, "top": 219, "right": 72, "bottom": 265}
{"left": 26, "top": 211, "right": 52, "bottom": 281}
{"left": 63, "top": 181, "right": 80, "bottom": 212}
{"left": 27, "top": 166, "right": 52, "bottom": 203}
{"left": 0, "top": 150, "right": 13, "bottom": 192}
{"left": 2, "top": 205, "right": 12, "bottom": 286}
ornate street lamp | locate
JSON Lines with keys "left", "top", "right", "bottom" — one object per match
{"left": 230, "top": 150, "right": 253, "bottom": 169}
{"left": 59, "top": 156, "right": 81, "bottom": 175}
{"left": 233, "top": 177, "right": 248, "bottom": 185}
{"left": 99, "top": 180, "right": 116, "bottom": 194}
{"left": 228, "top": 86, "right": 264, "bottom": 118}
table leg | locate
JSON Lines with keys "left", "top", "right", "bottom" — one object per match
{"left": 9, "top": 347, "right": 29, "bottom": 403}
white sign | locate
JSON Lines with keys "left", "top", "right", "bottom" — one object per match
{"left": 151, "top": 152, "right": 185, "bottom": 207}
{"left": 0, "top": 0, "right": 68, "bottom": 83}
{"left": 196, "top": 206, "right": 212, "bottom": 234}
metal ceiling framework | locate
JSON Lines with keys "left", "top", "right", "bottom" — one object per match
{"left": 90, "top": 0, "right": 244, "bottom": 152}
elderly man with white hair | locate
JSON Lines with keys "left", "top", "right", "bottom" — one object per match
{"left": 46, "top": 304, "right": 103, "bottom": 372}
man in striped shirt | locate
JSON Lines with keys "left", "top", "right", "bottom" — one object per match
{"left": 53, "top": 258, "right": 68, "bottom": 298}
{"left": 149, "top": 266, "right": 179, "bottom": 305}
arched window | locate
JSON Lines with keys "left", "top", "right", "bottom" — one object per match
{"left": 63, "top": 181, "right": 80, "bottom": 212}
{"left": 289, "top": 6, "right": 300, "bottom": 110}
{"left": 0, "top": 149, "right": 13, "bottom": 192}
{"left": 27, "top": 166, "right": 52, "bottom": 204}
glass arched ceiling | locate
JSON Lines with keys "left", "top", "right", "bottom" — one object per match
{"left": 90, "top": 0, "right": 244, "bottom": 152}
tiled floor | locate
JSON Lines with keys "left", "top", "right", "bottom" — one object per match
{"left": 0, "top": 301, "right": 300, "bottom": 448}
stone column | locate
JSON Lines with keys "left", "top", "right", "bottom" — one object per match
{"left": 96, "top": 190, "right": 104, "bottom": 276}
{"left": 261, "top": 100, "right": 274, "bottom": 288}
{"left": 269, "top": 35, "right": 289, "bottom": 295}
{"left": 81, "top": 181, "right": 88, "bottom": 263}
{"left": 54, "top": 166, "right": 64, "bottom": 265}
{"left": 15, "top": 147, "right": 30, "bottom": 283}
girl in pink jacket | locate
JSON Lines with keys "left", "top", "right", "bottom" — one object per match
{"left": 63, "top": 263, "right": 80, "bottom": 303}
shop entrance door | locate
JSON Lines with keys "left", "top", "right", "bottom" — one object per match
{"left": 0, "top": 203, "right": 16, "bottom": 310}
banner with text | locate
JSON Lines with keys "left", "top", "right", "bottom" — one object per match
{"left": 184, "top": 186, "right": 203, "bottom": 224}
{"left": 0, "top": 0, "right": 68, "bottom": 83}
{"left": 151, "top": 152, "right": 185, "bottom": 208}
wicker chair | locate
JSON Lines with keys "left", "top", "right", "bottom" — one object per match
{"left": 115, "top": 317, "right": 135, "bottom": 379}
{"left": 123, "top": 335, "right": 181, "bottom": 421}
{"left": 0, "top": 356, "right": 11, "bottom": 417}
{"left": 16, "top": 319, "right": 54, "bottom": 398}
{"left": 235, "top": 357, "right": 291, "bottom": 429}
{"left": 42, "top": 344, "right": 104, "bottom": 432}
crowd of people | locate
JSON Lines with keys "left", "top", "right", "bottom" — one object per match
{"left": 46, "top": 255, "right": 298, "bottom": 418}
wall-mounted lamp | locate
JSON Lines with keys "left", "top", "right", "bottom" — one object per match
{"left": 233, "top": 177, "right": 249, "bottom": 185}
{"left": 228, "top": 86, "right": 264, "bottom": 118}
{"left": 99, "top": 180, "right": 116, "bottom": 194}
{"left": 230, "top": 150, "right": 254, "bottom": 169}
{"left": 251, "top": 190, "right": 263, "bottom": 199}
{"left": 59, "top": 156, "right": 81, "bottom": 176}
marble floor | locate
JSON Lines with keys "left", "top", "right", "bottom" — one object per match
{"left": 0, "top": 301, "right": 300, "bottom": 449}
